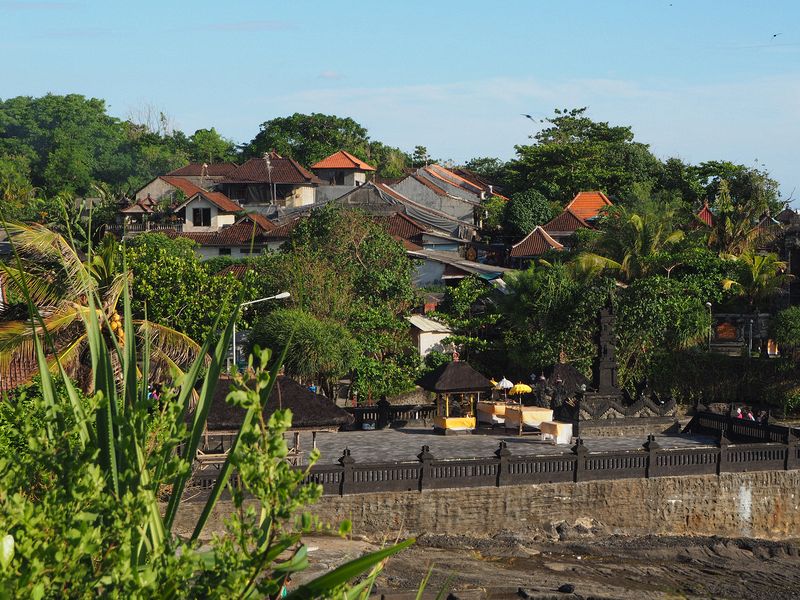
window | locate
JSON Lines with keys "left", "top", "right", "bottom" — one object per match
{"left": 240, "top": 247, "right": 253, "bottom": 254}
{"left": 218, "top": 248, "right": 231, "bottom": 256}
{"left": 192, "top": 207, "right": 211, "bottom": 227}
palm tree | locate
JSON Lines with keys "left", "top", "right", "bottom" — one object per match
{"left": 722, "top": 250, "right": 793, "bottom": 311}
{"left": 572, "top": 205, "right": 684, "bottom": 283}
{"left": 708, "top": 179, "right": 765, "bottom": 256}
{"left": 0, "top": 223, "right": 200, "bottom": 389}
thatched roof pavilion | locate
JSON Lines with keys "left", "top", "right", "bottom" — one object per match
{"left": 418, "top": 360, "right": 493, "bottom": 393}
{"left": 204, "top": 375, "right": 353, "bottom": 432}
{"left": 418, "top": 358, "right": 492, "bottom": 434}
{"left": 545, "top": 363, "right": 590, "bottom": 395}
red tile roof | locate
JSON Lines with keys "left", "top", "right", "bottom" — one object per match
{"left": 176, "top": 191, "right": 241, "bottom": 213}
{"left": 216, "top": 263, "right": 256, "bottom": 279}
{"left": 170, "top": 222, "right": 266, "bottom": 247}
{"left": 167, "top": 163, "right": 238, "bottom": 177}
{"left": 375, "top": 212, "right": 427, "bottom": 240}
{"left": 237, "top": 212, "right": 276, "bottom": 231}
{"left": 159, "top": 176, "right": 207, "bottom": 197}
{"left": 423, "top": 164, "right": 486, "bottom": 197}
{"left": 543, "top": 208, "right": 591, "bottom": 234}
{"left": 222, "top": 157, "right": 322, "bottom": 185}
{"left": 121, "top": 195, "right": 158, "bottom": 214}
{"left": 696, "top": 201, "right": 714, "bottom": 227}
{"left": 565, "top": 191, "right": 612, "bottom": 220}
{"left": 311, "top": 150, "right": 376, "bottom": 171}
{"left": 509, "top": 226, "right": 564, "bottom": 258}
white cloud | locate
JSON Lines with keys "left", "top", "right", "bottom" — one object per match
{"left": 259, "top": 74, "right": 800, "bottom": 198}
{"left": 318, "top": 70, "right": 344, "bottom": 80}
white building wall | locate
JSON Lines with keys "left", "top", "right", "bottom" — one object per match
{"left": 418, "top": 331, "right": 451, "bottom": 356}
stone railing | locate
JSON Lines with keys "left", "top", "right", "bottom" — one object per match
{"left": 189, "top": 413, "right": 800, "bottom": 496}
{"left": 343, "top": 402, "right": 436, "bottom": 430}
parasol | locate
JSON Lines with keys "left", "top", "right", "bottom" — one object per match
{"left": 496, "top": 377, "right": 513, "bottom": 399}
{"left": 509, "top": 382, "right": 533, "bottom": 396}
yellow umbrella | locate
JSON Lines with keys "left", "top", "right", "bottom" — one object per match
{"left": 490, "top": 379, "right": 498, "bottom": 387}
{"left": 508, "top": 382, "right": 532, "bottom": 396}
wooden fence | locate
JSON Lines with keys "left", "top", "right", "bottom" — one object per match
{"left": 189, "top": 412, "right": 800, "bottom": 496}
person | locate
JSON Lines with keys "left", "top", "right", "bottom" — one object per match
{"left": 758, "top": 410, "right": 769, "bottom": 426}
{"left": 735, "top": 407, "right": 744, "bottom": 419}
{"left": 747, "top": 409, "right": 756, "bottom": 421}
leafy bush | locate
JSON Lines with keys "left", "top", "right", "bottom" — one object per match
{"left": 0, "top": 237, "right": 411, "bottom": 597}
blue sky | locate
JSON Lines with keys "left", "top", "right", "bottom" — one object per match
{"left": 2, "top": 0, "right": 799, "bottom": 200}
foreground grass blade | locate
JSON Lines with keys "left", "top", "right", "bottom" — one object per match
{"left": 190, "top": 337, "right": 292, "bottom": 542}
{"left": 284, "top": 538, "right": 415, "bottom": 600}
{"left": 164, "top": 307, "right": 236, "bottom": 532}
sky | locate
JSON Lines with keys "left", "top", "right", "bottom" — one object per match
{"left": 2, "top": 0, "right": 799, "bottom": 200}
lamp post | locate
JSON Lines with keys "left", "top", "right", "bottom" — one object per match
{"left": 705, "top": 302, "right": 713, "bottom": 352}
{"left": 232, "top": 292, "right": 291, "bottom": 368}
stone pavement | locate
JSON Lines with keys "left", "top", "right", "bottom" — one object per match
{"left": 290, "top": 427, "right": 717, "bottom": 464}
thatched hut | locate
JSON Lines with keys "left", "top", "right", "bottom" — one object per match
{"left": 197, "top": 375, "right": 353, "bottom": 460}
{"left": 418, "top": 358, "right": 492, "bottom": 434}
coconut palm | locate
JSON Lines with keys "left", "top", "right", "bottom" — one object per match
{"left": 708, "top": 179, "right": 766, "bottom": 256}
{"left": 572, "top": 205, "right": 684, "bottom": 283}
{"left": 0, "top": 222, "right": 200, "bottom": 388}
{"left": 722, "top": 250, "right": 793, "bottom": 311}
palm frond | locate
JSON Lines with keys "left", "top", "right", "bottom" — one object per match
{"left": 3, "top": 222, "right": 88, "bottom": 291}
{"left": 135, "top": 320, "right": 202, "bottom": 369}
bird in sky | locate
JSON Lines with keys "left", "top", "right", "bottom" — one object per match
{"left": 521, "top": 114, "right": 544, "bottom": 123}
{"left": 773, "top": 33, "right": 782, "bottom": 38}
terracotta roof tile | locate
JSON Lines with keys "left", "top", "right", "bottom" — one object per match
{"left": 176, "top": 191, "right": 241, "bottom": 213}
{"left": 216, "top": 263, "right": 255, "bottom": 279}
{"left": 237, "top": 212, "right": 276, "bottom": 231}
{"left": 374, "top": 212, "right": 427, "bottom": 240}
{"left": 311, "top": 150, "right": 376, "bottom": 171}
{"left": 543, "top": 208, "right": 591, "bottom": 234}
{"left": 167, "top": 163, "right": 238, "bottom": 177}
{"left": 263, "top": 217, "right": 301, "bottom": 239}
{"left": 565, "top": 191, "right": 612, "bottom": 220}
{"left": 159, "top": 176, "right": 207, "bottom": 197}
{"left": 222, "top": 157, "right": 322, "bottom": 185}
{"left": 509, "top": 226, "right": 564, "bottom": 258}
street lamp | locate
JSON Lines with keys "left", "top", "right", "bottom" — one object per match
{"left": 232, "top": 292, "right": 291, "bottom": 368}
{"left": 705, "top": 302, "right": 713, "bottom": 352}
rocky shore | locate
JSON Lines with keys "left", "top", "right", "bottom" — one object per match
{"left": 296, "top": 522, "right": 800, "bottom": 599}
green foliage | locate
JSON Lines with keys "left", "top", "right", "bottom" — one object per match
{"left": 615, "top": 276, "right": 711, "bottom": 386}
{"left": 250, "top": 308, "right": 358, "bottom": 392}
{"left": 433, "top": 276, "right": 500, "bottom": 368}
{"left": 244, "top": 112, "right": 409, "bottom": 178}
{"left": 480, "top": 195, "right": 506, "bottom": 234}
{"left": 411, "top": 145, "right": 430, "bottom": 168}
{"left": 0, "top": 240, "right": 411, "bottom": 596}
{"left": 503, "top": 189, "right": 557, "bottom": 237}
{"left": 772, "top": 307, "right": 800, "bottom": 354}
{"left": 507, "top": 107, "right": 662, "bottom": 203}
{"left": 186, "top": 127, "right": 237, "bottom": 163}
{"left": 721, "top": 251, "right": 792, "bottom": 311}
{"left": 463, "top": 156, "right": 507, "bottom": 185}
{"left": 247, "top": 205, "right": 419, "bottom": 400}
{"left": 127, "top": 244, "right": 242, "bottom": 343}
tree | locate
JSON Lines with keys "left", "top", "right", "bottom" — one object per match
{"left": 463, "top": 156, "right": 507, "bottom": 185}
{"left": 0, "top": 226, "right": 201, "bottom": 388}
{"left": 708, "top": 179, "right": 764, "bottom": 256}
{"left": 187, "top": 127, "right": 237, "bottom": 163}
{"left": 127, "top": 241, "right": 245, "bottom": 344}
{"left": 507, "top": 107, "right": 663, "bottom": 204}
{"left": 250, "top": 308, "right": 357, "bottom": 395}
{"left": 722, "top": 251, "right": 792, "bottom": 311}
{"left": 245, "top": 112, "right": 370, "bottom": 166}
{"left": 0, "top": 94, "right": 128, "bottom": 195}
{"left": 772, "top": 307, "right": 800, "bottom": 358}
{"left": 573, "top": 204, "right": 685, "bottom": 283}
{"left": 248, "top": 205, "right": 419, "bottom": 400}
{"left": 503, "top": 189, "right": 557, "bottom": 237}
{"left": 615, "top": 276, "right": 711, "bottom": 384}
{"left": 411, "top": 145, "right": 430, "bottom": 168}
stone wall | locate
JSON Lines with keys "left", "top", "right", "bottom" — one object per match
{"left": 301, "top": 471, "right": 800, "bottom": 540}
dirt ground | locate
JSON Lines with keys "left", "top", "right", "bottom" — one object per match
{"left": 295, "top": 524, "right": 800, "bottom": 600}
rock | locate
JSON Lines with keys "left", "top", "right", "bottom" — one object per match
{"left": 517, "top": 588, "right": 533, "bottom": 599}
{"left": 558, "top": 583, "right": 575, "bottom": 593}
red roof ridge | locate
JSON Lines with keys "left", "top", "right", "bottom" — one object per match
{"left": 565, "top": 190, "right": 612, "bottom": 220}
{"left": 510, "top": 226, "right": 564, "bottom": 258}
{"left": 311, "top": 150, "right": 376, "bottom": 171}
{"left": 423, "top": 164, "right": 484, "bottom": 196}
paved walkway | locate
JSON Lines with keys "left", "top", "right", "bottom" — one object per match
{"left": 290, "top": 427, "right": 717, "bottom": 464}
